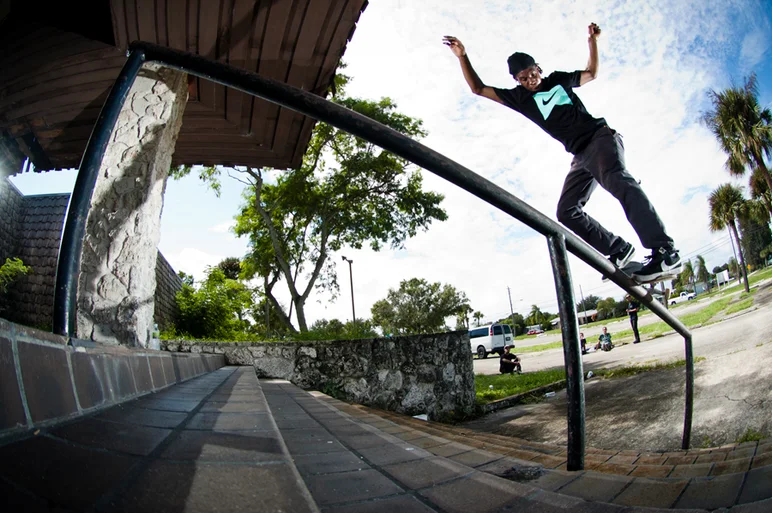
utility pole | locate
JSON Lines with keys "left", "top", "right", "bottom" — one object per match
{"left": 507, "top": 286, "right": 517, "bottom": 335}
{"left": 341, "top": 256, "right": 355, "bottom": 322}
{"left": 578, "top": 284, "right": 586, "bottom": 325}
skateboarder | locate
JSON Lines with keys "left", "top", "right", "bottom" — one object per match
{"left": 443, "top": 23, "right": 681, "bottom": 282}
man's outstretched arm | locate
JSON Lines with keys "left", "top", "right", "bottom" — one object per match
{"left": 579, "top": 23, "right": 601, "bottom": 86}
{"left": 443, "top": 36, "right": 503, "bottom": 104}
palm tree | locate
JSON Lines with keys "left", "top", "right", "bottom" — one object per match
{"left": 526, "top": 304, "right": 545, "bottom": 327}
{"left": 749, "top": 168, "right": 772, "bottom": 215}
{"left": 703, "top": 74, "right": 772, "bottom": 218}
{"left": 679, "top": 259, "right": 696, "bottom": 291}
{"left": 695, "top": 255, "right": 711, "bottom": 291}
{"left": 708, "top": 184, "right": 750, "bottom": 293}
{"left": 472, "top": 311, "right": 484, "bottom": 327}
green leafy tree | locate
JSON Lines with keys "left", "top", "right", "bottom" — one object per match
{"left": 472, "top": 311, "right": 484, "bottom": 327}
{"left": 174, "top": 267, "right": 255, "bottom": 339}
{"left": 308, "top": 318, "right": 377, "bottom": 340}
{"left": 750, "top": 167, "right": 772, "bottom": 215}
{"left": 496, "top": 313, "right": 525, "bottom": 335}
{"left": 596, "top": 297, "right": 617, "bottom": 320}
{"left": 177, "top": 271, "right": 194, "bottom": 286}
{"left": 727, "top": 257, "right": 739, "bottom": 278}
{"left": 738, "top": 205, "right": 772, "bottom": 269}
{"left": 370, "top": 278, "right": 469, "bottom": 336}
{"left": 217, "top": 257, "right": 242, "bottom": 280}
{"left": 576, "top": 294, "right": 600, "bottom": 312}
{"left": 678, "top": 259, "right": 696, "bottom": 291}
{"left": 703, "top": 73, "right": 772, "bottom": 218}
{"left": 525, "top": 304, "right": 546, "bottom": 328}
{"left": 454, "top": 304, "right": 473, "bottom": 330}
{"left": 708, "top": 184, "right": 750, "bottom": 292}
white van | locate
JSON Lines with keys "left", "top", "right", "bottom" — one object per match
{"left": 469, "top": 323, "right": 513, "bottom": 359}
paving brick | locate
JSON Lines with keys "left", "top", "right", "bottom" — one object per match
{"left": 398, "top": 435, "right": 447, "bottom": 449}
{"left": 95, "top": 403, "right": 188, "bottom": 428}
{"left": 593, "top": 462, "right": 635, "bottom": 475}
{"left": 629, "top": 464, "right": 673, "bottom": 478}
{"left": 105, "top": 355, "right": 138, "bottom": 400}
{"left": 284, "top": 435, "right": 349, "bottom": 455}
{"left": 612, "top": 477, "right": 688, "bottom": 508}
{"left": 134, "top": 397, "right": 200, "bottom": 412}
{"left": 634, "top": 454, "right": 667, "bottom": 465}
{"left": 556, "top": 472, "right": 632, "bottom": 502}
{"left": 606, "top": 454, "right": 639, "bottom": 465}
{"left": 160, "top": 429, "right": 284, "bottom": 462}
{"left": 381, "top": 456, "right": 472, "bottom": 489}
{"left": 710, "top": 457, "right": 751, "bottom": 476}
{"left": 527, "top": 453, "right": 567, "bottom": 469}
{"left": 17, "top": 341, "right": 77, "bottom": 422}
{"left": 50, "top": 417, "right": 171, "bottom": 456}
{"left": 429, "top": 442, "right": 474, "bottom": 458}
{"left": 393, "top": 429, "right": 429, "bottom": 442}
{"left": 357, "top": 442, "right": 432, "bottom": 466}
{"left": 108, "top": 461, "right": 315, "bottom": 513}
{"left": 751, "top": 451, "right": 772, "bottom": 469}
{"left": 161, "top": 356, "right": 177, "bottom": 384}
{"left": 0, "top": 476, "right": 51, "bottom": 513}
{"left": 449, "top": 449, "right": 503, "bottom": 468}
{"left": 198, "top": 400, "right": 268, "bottom": 413}
{"left": 292, "top": 450, "right": 368, "bottom": 475}
{"left": 696, "top": 452, "right": 728, "bottom": 464}
{"left": 728, "top": 497, "right": 772, "bottom": 513}
{"left": 0, "top": 435, "right": 136, "bottom": 510}
{"left": 185, "top": 412, "right": 274, "bottom": 431}
{"left": 71, "top": 351, "right": 111, "bottom": 410}
{"left": 304, "top": 468, "right": 405, "bottom": 506}
{"left": 665, "top": 454, "right": 698, "bottom": 465}
{"left": 674, "top": 473, "right": 745, "bottom": 509}
{"left": 419, "top": 471, "right": 535, "bottom": 513}
{"left": 0, "top": 336, "right": 26, "bottom": 430}
{"left": 669, "top": 462, "right": 714, "bottom": 478}
{"left": 323, "top": 494, "right": 437, "bottom": 513}
{"left": 737, "top": 464, "right": 772, "bottom": 504}
{"left": 503, "top": 448, "right": 540, "bottom": 461}
{"left": 147, "top": 356, "right": 168, "bottom": 389}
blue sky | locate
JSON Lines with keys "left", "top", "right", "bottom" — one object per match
{"left": 10, "top": 0, "right": 772, "bottom": 327}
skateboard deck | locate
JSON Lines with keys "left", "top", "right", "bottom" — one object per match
{"left": 603, "top": 261, "right": 680, "bottom": 285}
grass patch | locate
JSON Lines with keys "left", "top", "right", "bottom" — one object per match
{"left": 475, "top": 369, "right": 565, "bottom": 404}
{"left": 724, "top": 298, "right": 754, "bottom": 316}
{"left": 592, "top": 358, "right": 705, "bottom": 379}
{"left": 517, "top": 341, "right": 563, "bottom": 354}
{"left": 735, "top": 427, "right": 767, "bottom": 444}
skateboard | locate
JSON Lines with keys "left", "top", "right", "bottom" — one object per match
{"left": 602, "top": 260, "right": 681, "bottom": 285}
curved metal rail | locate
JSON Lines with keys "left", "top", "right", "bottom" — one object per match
{"left": 53, "top": 42, "right": 695, "bottom": 467}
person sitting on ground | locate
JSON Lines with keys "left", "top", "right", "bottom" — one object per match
{"left": 499, "top": 345, "right": 522, "bottom": 374}
{"left": 596, "top": 326, "right": 613, "bottom": 351}
{"left": 580, "top": 332, "right": 589, "bottom": 354}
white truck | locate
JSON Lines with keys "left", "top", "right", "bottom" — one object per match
{"left": 670, "top": 291, "right": 696, "bottom": 306}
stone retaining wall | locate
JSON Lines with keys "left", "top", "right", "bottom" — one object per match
{"left": 163, "top": 331, "right": 476, "bottom": 421}
{"left": 0, "top": 316, "right": 225, "bottom": 441}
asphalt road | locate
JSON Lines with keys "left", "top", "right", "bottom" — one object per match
{"left": 462, "top": 279, "right": 772, "bottom": 452}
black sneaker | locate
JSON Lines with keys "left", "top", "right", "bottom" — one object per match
{"left": 609, "top": 243, "right": 635, "bottom": 268}
{"left": 632, "top": 247, "right": 682, "bottom": 283}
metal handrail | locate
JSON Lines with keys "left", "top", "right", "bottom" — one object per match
{"left": 53, "top": 41, "right": 695, "bottom": 467}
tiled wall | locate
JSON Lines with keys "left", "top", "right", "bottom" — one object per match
{"left": 0, "top": 317, "right": 225, "bottom": 441}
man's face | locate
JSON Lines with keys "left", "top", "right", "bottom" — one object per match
{"left": 602, "top": 328, "right": 607, "bottom": 333}
{"left": 516, "top": 65, "right": 542, "bottom": 91}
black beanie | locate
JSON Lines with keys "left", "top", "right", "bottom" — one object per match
{"left": 507, "top": 52, "right": 535, "bottom": 77}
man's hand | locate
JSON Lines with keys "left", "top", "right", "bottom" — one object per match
{"left": 588, "top": 23, "right": 601, "bottom": 40}
{"left": 442, "top": 36, "right": 466, "bottom": 57}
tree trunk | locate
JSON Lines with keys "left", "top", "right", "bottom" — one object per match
{"left": 729, "top": 220, "right": 751, "bottom": 293}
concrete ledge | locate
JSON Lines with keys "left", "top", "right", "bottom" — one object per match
{"left": 0, "top": 317, "right": 226, "bottom": 441}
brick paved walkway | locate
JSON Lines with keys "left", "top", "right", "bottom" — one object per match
{"left": 1, "top": 366, "right": 769, "bottom": 512}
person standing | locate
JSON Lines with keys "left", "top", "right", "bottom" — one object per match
{"left": 626, "top": 294, "right": 641, "bottom": 343}
{"left": 442, "top": 24, "right": 682, "bottom": 282}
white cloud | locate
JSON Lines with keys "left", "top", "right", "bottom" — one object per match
{"left": 296, "top": 0, "right": 768, "bottom": 327}
{"left": 166, "top": 248, "right": 224, "bottom": 283}
{"left": 209, "top": 220, "right": 235, "bottom": 233}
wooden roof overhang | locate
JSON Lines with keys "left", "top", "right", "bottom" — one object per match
{"left": 0, "top": 0, "right": 368, "bottom": 177}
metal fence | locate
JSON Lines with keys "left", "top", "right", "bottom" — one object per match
{"left": 53, "top": 41, "right": 694, "bottom": 470}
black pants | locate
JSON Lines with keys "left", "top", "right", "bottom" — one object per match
{"left": 630, "top": 314, "right": 640, "bottom": 342}
{"left": 556, "top": 127, "right": 673, "bottom": 255}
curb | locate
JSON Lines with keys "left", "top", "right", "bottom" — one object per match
{"left": 481, "top": 380, "right": 567, "bottom": 414}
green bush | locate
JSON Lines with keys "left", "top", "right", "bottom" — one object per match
{"left": 0, "top": 258, "right": 31, "bottom": 294}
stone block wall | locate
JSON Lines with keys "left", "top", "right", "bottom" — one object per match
{"left": 154, "top": 252, "right": 183, "bottom": 331}
{"left": 0, "top": 177, "right": 23, "bottom": 266}
{"left": 0, "top": 316, "right": 225, "bottom": 441}
{"left": 163, "top": 331, "right": 477, "bottom": 421}
{"left": 0, "top": 186, "right": 182, "bottom": 332}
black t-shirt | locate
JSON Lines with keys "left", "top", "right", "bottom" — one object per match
{"left": 627, "top": 300, "right": 640, "bottom": 319}
{"left": 494, "top": 71, "right": 606, "bottom": 154}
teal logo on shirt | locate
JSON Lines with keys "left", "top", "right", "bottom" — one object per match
{"left": 534, "top": 85, "right": 572, "bottom": 119}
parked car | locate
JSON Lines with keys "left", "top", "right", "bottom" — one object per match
{"left": 526, "top": 325, "right": 544, "bottom": 335}
{"left": 670, "top": 291, "right": 696, "bottom": 306}
{"left": 469, "top": 323, "right": 513, "bottom": 359}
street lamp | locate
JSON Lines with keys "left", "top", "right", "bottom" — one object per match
{"left": 341, "top": 255, "right": 356, "bottom": 322}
